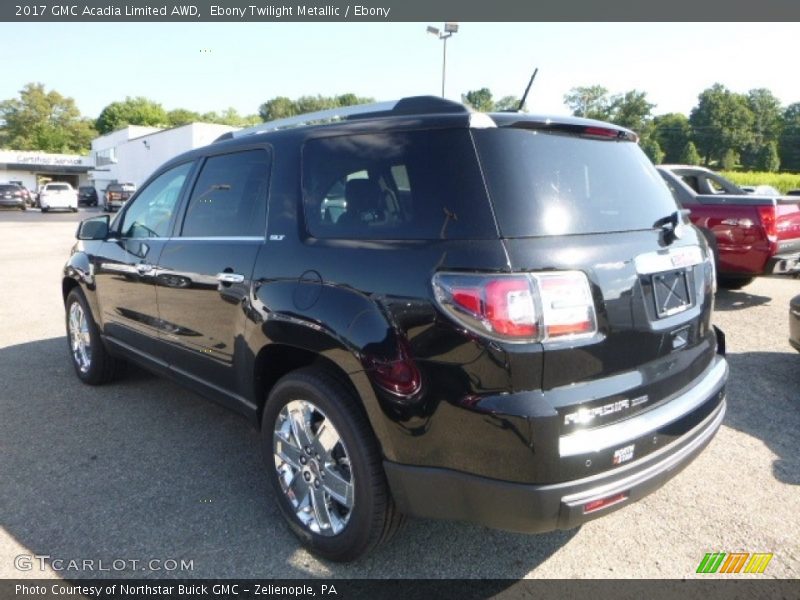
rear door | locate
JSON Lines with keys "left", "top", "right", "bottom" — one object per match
{"left": 155, "top": 147, "right": 270, "bottom": 396}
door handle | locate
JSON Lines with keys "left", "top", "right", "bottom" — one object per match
{"left": 216, "top": 272, "right": 245, "bottom": 284}
{"left": 136, "top": 263, "right": 154, "bottom": 274}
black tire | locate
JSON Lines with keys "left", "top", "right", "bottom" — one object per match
{"left": 20, "top": 205, "right": 26, "bottom": 211}
{"left": 41, "top": 207, "right": 48, "bottom": 213}
{"left": 718, "top": 276, "right": 755, "bottom": 290}
{"left": 71, "top": 207, "right": 78, "bottom": 213}
{"left": 262, "top": 367, "right": 404, "bottom": 562}
{"left": 65, "top": 288, "right": 121, "bottom": 385}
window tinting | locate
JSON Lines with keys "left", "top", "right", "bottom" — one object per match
{"left": 303, "top": 130, "right": 496, "bottom": 240}
{"left": 120, "top": 162, "right": 192, "bottom": 239}
{"left": 474, "top": 128, "right": 679, "bottom": 238}
{"left": 181, "top": 149, "right": 269, "bottom": 237}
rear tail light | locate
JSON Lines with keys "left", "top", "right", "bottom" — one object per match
{"left": 433, "top": 271, "right": 597, "bottom": 343}
{"left": 583, "top": 126, "right": 620, "bottom": 139}
{"left": 756, "top": 205, "right": 777, "bottom": 242}
{"left": 583, "top": 492, "right": 628, "bottom": 514}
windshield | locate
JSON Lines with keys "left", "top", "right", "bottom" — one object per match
{"left": 473, "top": 128, "right": 679, "bottom": 237}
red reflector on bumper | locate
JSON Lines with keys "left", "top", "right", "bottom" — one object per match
{"left": 583, "top": 492, "right": 628, "bottom": 514}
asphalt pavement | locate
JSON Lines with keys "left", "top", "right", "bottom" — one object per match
{"left": 1, "top": 208, "right": 797, "bottom": 581}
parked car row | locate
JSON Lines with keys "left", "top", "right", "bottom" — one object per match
{"left": 0, "top": 182, "right": 141, "bottom": 214}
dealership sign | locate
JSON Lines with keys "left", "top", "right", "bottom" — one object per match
{"left": 0, "top": 150, "right": 91, "bottom": 168}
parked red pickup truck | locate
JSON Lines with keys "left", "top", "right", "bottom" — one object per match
{"left": 657, "top": 165, "right": 800, "bottom": 288}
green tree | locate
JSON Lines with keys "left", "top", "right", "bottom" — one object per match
{"left": 167, "top": 108, "right": 201, "bottom": 126}
{"left": 464, "top": 88, "right": 495, "bottom": 112}
{"left": 96, "top": 97, "right": 169, "bottom": 134}
{"left": 201, "top": 107, "right": 260, "bottom": 127}
{"left": 741, "top": 88, "right": 783, "bottom": 169}
{"left": 258, "top": 96, "right": 295, "bottom": 121}
{"left": 563, "top": 85, "right": 611, "bottom": 121}
{"left": 678, "top": 141, "right": 702, "bottom": 165}
{"left": 640, "top": 138, "right": 664, "bottom": 164}
{"left": 608, "top": 90, "right": 654, "bottom": 132}
{"left": 689, "top": 84, "right": 754, "bottom": 166}
{"left": 493, "top": 95, "right": 524, "bottom": 111}
{"left": 721, "top": 149, "right": 739, "bottom": 170}
{"left": 779, "top": 103, "right": 800, "bottom": 171}
{"left": 0, "top": 83, "right": 96, "bottom": 153}
{"left": 463, "top": 89, "right": 524, "bottom": 112}
{"left": 754, "top": 141, "right": 780, "bottom": 172}
{"left": 653, "top": 113, "right": 692, "bottom": 163}
{"left": 258, "top": 94, "right": 374, "bottom": 122}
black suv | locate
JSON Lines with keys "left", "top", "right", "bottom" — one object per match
{"left": 0, "top": 183, "right": 28, "bottom": 210}
{"left": 78, "top": 186, "right": 99, "bottom": 207}
{"left": 63, "top": 97, "right": 728, "bottom": 561}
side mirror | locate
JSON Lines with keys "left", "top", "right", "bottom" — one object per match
{"left": 76, "top": 215, "right": 110, "bottom": 240}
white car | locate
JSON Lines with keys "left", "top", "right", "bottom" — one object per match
{"left": 39, "top": 182, "right": 78, "bottom": 213}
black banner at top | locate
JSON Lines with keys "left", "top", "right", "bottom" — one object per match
{"left": 2, "top": 0, "right": 800, "bottom": 22}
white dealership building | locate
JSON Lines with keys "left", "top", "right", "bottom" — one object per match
{"left": 0, "top": 150, "right": 93, "bottom": 191}
{"left": 1, "top": 122, "right": 237, "bottom": 194}
{"left": 89, "top": 122, "right": 237, "bottom": 193}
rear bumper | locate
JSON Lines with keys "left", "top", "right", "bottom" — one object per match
{"left": 385, "top": 356, "right": 727, "bottom": 534}
{"left": 767, "top": 252, "right": 800, "bottom": 274}
{"left": 41, "top": 196, "right": 77, "bottom": 208}
{"left": 0, "top": 198, "right": 25, "bottom": 208}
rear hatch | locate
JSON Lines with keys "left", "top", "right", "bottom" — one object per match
{"left": 108, "top": 184, "right": 136, "bottom": 204}
{"left": 472, "top": 123, "right": 719, "bottom": 466}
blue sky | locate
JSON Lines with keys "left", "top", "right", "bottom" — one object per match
{"left": 1, "top": 22, "right": 798, "bottom": 119}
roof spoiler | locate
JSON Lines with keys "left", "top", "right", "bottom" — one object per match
{"left": 214, "top": 96, "right": 470, "bottom": 142}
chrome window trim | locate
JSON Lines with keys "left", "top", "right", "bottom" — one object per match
{"left": 168, "top": 236, "right": 265, "bottom": 242}
{"left": 108, "top": 235, "right": 264, "bottom": 242}
{"left": 634, "top": 245, "right": 704, "bottom": 275}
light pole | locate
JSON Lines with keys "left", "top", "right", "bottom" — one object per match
{"left": 426, "top": 23, "right": 459, "bottom": 98}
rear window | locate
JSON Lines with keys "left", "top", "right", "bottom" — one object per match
{"left": 302, "top": 130, "right": 496, "bottom": 240}
{"left": 46, "top": 184, "right": 70, "bottom": 191}
{"left": 0, "top": 185, "right": 20, "bottom": 192}
{"left": 473, "top": 128, "right": 679, "bottom": 237}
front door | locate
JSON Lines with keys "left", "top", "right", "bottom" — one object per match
{"left": 92, "top": 161, "right": 194, "bottom": 358}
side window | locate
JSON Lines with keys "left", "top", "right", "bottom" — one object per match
{"left": 180, "top": 149, "right": 270, "bottom": 238}
{"left": 120, "top": 162, "right": 192, "bottom": 238}
{"left": 303, "top": 130, "right": 494, "bottom": 240}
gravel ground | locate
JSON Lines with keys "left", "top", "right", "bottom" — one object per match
{"left": 1, "top": 209, "right": 797, "bottom": 581}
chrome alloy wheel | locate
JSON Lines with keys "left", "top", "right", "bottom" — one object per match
{"left": 68, "top": 301, "right": 92, "bottom": 373}
{"left": 273, "top": 399, "right": 355, "bottom": 536}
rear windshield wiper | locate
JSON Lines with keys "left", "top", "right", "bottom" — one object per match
{"left": 653, "top": 209, "right": 691, "bottom": 244}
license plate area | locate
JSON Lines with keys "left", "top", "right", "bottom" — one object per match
{"left": 652, "top": 270, "right": 692, "bottom": 318}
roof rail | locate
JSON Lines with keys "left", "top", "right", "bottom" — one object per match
{"left": 220, "top": 95, "right": 468, "bottom": 141}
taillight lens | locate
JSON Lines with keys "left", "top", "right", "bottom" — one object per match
{"left": 433, "top": 271, "right": 597, "bottom": 343}
{"left": 362, "top": 340, "right": 422, "bottom": 397}
{"left": 757, "top": 205, "right": 777, "bottom": 241}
